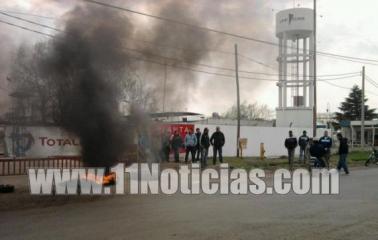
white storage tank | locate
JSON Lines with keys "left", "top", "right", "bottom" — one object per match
{"left": 275, "top": 8, "right": 315, "bottom": 128}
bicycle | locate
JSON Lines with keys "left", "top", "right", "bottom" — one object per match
{"left": 364, "top": 146, "right": 378, "bottom": 166}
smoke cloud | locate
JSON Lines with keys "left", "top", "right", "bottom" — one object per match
{"left": 2, "top": 0, "right": 286, "bottom": 167}
{"left": 41, "top": 1, "right": 217, "bottom": 166}
{"left": 132, "top": 0, "right": 216, "bottom": 110}
{"left": 43, "top": 5, "right": 134, "bottom": 168}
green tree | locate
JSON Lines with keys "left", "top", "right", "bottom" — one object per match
{"left": 335, "top": 85, "right": 378, "bottom": 121}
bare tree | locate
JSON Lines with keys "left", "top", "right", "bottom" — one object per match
{"left": 223, "top": 101, "right": 273, "bottom": 120}
{"left": 9, "top": 43, "right": 56, "bottom": 123}
{"left": 8, "top": 42, "right": 157, "bottom": 124}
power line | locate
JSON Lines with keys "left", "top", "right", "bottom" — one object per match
{"left": 126, "top": 53, "right": 279, "bottom": 81}
{"left": 366, "top": 75, "right": 378, "bottom": 88}
{"left": 366, "top": 79, "right": 378, "bottom": 88}
{"left": 4, "top": 6, "right": 378, "bottom": 70}
{"left": 131, "top": 36, "right": 275, "bottom": 70}
{"left": 0, "top": 12, "right": 61, "bottom": 32}
{"left": 0, "top": 8, "right": 278, "bottom": 71}
{"left": 0, "top": 19, "right": 54, "bottom": 37}
{"left": 0, "top": 10, "right": 276, "bottom": 70}
{"left": 0, "top": 15, "right": 366, "bottom": 84}
{"left": 318, "top": 74, "right": 360, "bottom": 81}
{"left": 124, "top": 46, "right": 360, "bottom": 80}
{"left": 84, "top": 0, "right": 378, "bottom": 65}
{"left": 1, "top": 14, "right": 359, "bottom": 79}
{"left": 317, "top": 53, "right": 378, "bottom": 66}
{"left": 0, "top": 10, "right": 55, "bottom": 20}
{"left": 126, "top": 52, "right": 360, "bottom": 82}
{"left": 83, "top": 0, "right": 279, "bottom": 47}
{"left": 123, "top": 46, "right": 276, "bottom": 75}
{"left": 321, "top": 80, "right": 378, "bottom": 97}
{"left": 318, "top": 51, "right": 378, "bottom": 64}
{"left": 0, "top": 18, "right": 362, "bottom": 83}
{"left": 321, "top": 80, "right": 353, "bottom": 90}
{"left": 123, "top": 46, "right": 360, "bottom": 79}
{"left": 237, "top": 53, "right": 276, "bottom": 70}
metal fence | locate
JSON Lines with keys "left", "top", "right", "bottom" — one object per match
{"left": 0, "top": 149, "right": 141, "bottom": 176}
{"left": 0, "top": 156, "right": 83, "bottom": 176}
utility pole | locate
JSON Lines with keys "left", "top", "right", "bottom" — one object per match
{"left": 162, "top": 62, "right": 167, "bottom": 112}
{"left": 235, "top": 44, "right": 241, "bottom": 158}
{"left": 361, "top": 66, "right": 365, "bottom": 148}
{"left": 313, "top": 0, "right": 317, "bottom": 137}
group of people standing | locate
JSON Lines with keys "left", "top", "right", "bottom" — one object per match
{"left": 161, "top": 126, "right": 225, "bottom": 167}
{"left": 284, "top": 130, "right": 349, "bottom": 174}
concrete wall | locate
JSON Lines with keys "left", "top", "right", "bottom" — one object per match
{"left": 276, "top": 108, "right": 313, "bottom": 128}
{"left": 1, "top": 124, "right": 330, "bottom": 158}
{"left": 195, "top": 124, "right": 330, "bottom": 157}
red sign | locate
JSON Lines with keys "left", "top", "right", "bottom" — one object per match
{"left": 161, "top": 124, "right": 194, "bottom": 153}
{"left": 161, "top": 124, "right": 194, "bottom": 138}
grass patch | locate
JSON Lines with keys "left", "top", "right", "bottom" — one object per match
{"left": 222, "top": 150, "right": 373, "bottom": 170}
{"left": 347, "top": 151, "right": 370, "bottom": 162}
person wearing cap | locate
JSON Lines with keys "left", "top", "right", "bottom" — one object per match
{"left": 298, "top": 130, "right": 310, "bottom": 163}
{"left": 285, "top": 130, "right": 298, "bottom": 171}
{"left": 319, "top": 130, "right": 333, "bottom": 168}
{"left": 336, "top": 133, "right": 349, "bottom": 174}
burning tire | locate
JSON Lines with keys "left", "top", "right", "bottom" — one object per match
{"left": 0, "top": 184, "right": 15, "bottom": 193}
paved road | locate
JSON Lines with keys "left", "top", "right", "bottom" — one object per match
{"left": 1, "top": 168, "right": 378, "bottom": 240}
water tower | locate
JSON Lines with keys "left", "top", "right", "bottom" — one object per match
{"left": 276, "top": 8, "right": 314, "bottom": 128}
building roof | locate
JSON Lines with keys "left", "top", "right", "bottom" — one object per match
{"left": 149, "top": 112, "right": 203, "bottom": 118}
{"left": 350, "top": 120, "right": 378, "bottom": 126}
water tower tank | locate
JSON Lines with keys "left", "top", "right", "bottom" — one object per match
{"left": 275, "top": 8, "right": 315, "bottom": 128}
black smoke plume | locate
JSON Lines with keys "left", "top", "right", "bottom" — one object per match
{"left": 44, "top": 5, "right": 133, "bottom": 168}
{"left": 134, "top": 0, "right": 215, "bottom": 110}
{"left": 8, "top": 1, "right": 217, "bottom": 166}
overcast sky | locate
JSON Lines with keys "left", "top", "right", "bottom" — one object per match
{"left": 0, "top": 0, "right": 377, "bottom": 116}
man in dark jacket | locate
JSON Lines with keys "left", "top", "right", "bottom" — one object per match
{"left": 319, "top": 131, "right": 333, "bottom": 169}
{"left": 285, "top": 130, "right": 298, "bottom": 171}
{"left": 310, "top": 138, "right": 327, "bottom": 168}
{"left": 195, "top": 128, "right": 202, "bottom": 162}
{"left": 298, "top": 130, "right": 310, "bottom": 163}
{"left": 210, "top": 126, "right": 225, "bottom": 165}
{"left": 160, "top": 130, "right": 171, "bottom": 162}
{"left": 171, "top": 131, "right": 183, "bottom": 163}
{"left": 200, "top": 128, "right": 210, "bottom": 168}
{"left": 337, "top": 133, "right": 349, "bottom": 174}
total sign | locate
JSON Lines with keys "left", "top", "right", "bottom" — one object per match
{"left": 3, "top": 126, "right": 81, "bottom": 157}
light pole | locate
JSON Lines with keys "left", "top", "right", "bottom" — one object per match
{"left": 235, "top": 44, "right": 241, "bottom": 157}
{"left": 313, "top": 0, "right": 317, "bottom": 137}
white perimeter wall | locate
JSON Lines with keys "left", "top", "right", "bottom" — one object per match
{"left": 195, "top": 124, "right": 330, "bottom": 157}
{"left": 1, "top": 125, "right": 330, "bottom": 158}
